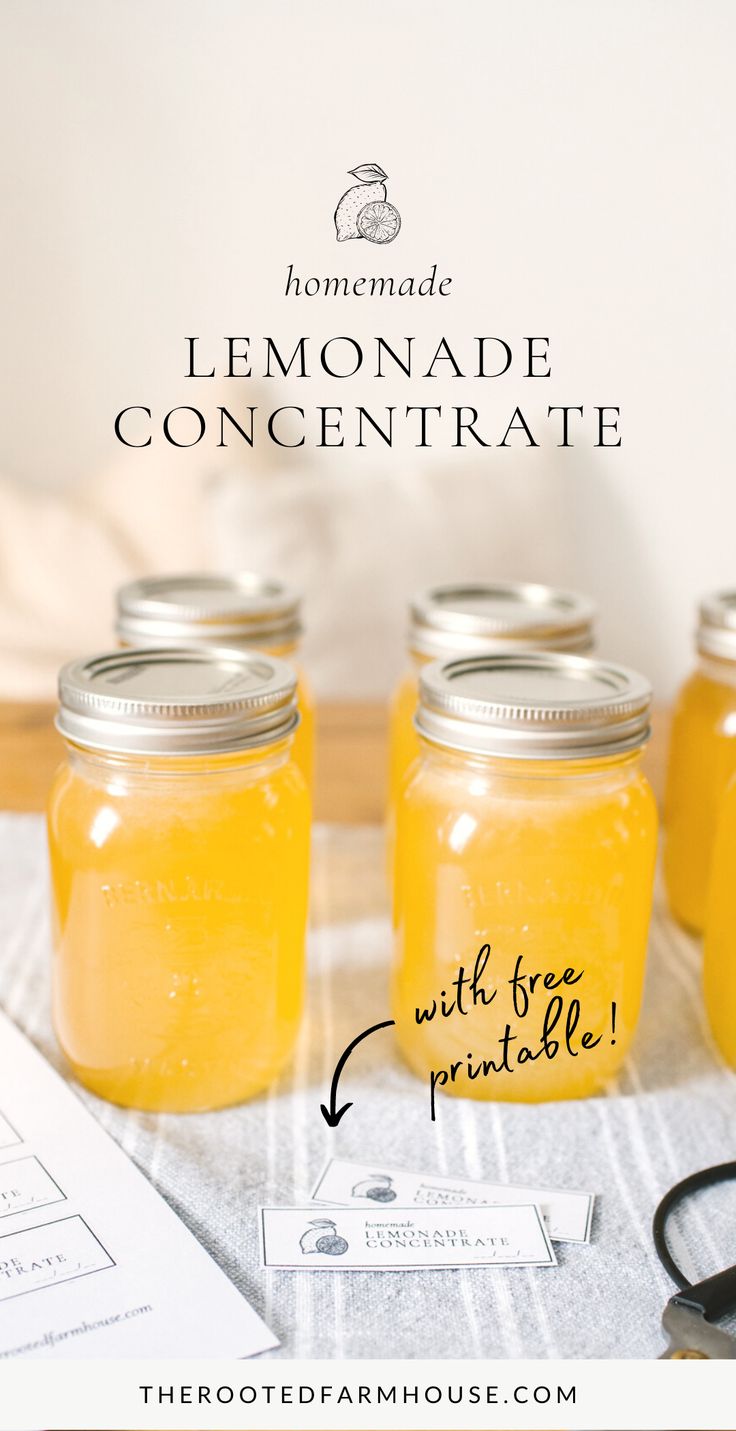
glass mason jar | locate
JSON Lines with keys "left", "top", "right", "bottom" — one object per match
{"left": 392, "top": 653, "right": 657, "bottom": 1105}
{"left": 664, "top": 592, "right": 736, "bottom": 933}
{"left": 47, "top": 647, "right": 311, "bottom": 1113}
{"left": 116, "top": 572, "right": 315, "bottom": 788}
{"left": 704, "top": 775, "right": 736, "bottom": 1068}
{"left": 388, "top": 582, "right": 597, "bottom": 812}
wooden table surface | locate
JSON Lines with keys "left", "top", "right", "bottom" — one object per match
{"left": 0, "top": 701, "right": 670, "bottom": 822}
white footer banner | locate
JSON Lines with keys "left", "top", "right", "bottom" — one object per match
{"left": 0, "top": 1358, "right": 730, "bottom": 1430}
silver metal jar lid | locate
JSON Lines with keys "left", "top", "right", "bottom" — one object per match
{"left": 417, "top": 652, "right": 651, "bottom": 760}
{"left": 697, "top": 591, "right": 736, "bottom": 663}
{"left": 408, "top": 581, "right": 596, "bottom": 659}
{"left": 115, "top": 572, "right": 302, "bottom": 647}
{"left": 56, "top": 647, "right": 299, "bottom": 756}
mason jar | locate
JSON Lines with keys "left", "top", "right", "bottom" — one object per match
{"left": 704, "top": 775, "right": 736, "bottom": 1069}
{"left": 388, "top": 582, "right": 596, "bottom": 812}
{"left": 47, "top": 647, "right": 311, "bottom": 1112}
{"left": 116, "top": 572, "right": 314, "bottom": 788}
{"left": 664, "top": 592, "right": 736, "bottom": 932}
{"left": 392, "top": 652, "right": 657, "bottom": 1105}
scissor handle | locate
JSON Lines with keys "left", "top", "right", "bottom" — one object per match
{"left": 673, "top": 1263, "right": 736, "bottom": 1322}
{"left": 653, "top": 1159, "right": 736, "bottom": 1318}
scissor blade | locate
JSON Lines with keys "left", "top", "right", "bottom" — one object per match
{"left": 661, "top": 1299, "right": 736, "bottom": 1359}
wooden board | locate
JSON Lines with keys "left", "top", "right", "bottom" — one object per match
{"left": 0, "top": 700, "right": 669, "bottom": 822}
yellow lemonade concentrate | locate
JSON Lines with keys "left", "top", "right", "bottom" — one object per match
{"left": 388, "top": 582, "right": 596, "bottom": 812}
{"left": 664, "top": 592, "right": 736, "bottom": 932}
{"left": 392, "top": 653, "right": 657, "bottom": 1105}
{"left": 705, "top": 779, "right": 736, "bottom": 1067}
{"left": 47, "top": 647, "right": 310, "bottom": 1112}
{"left": 116, "top": 572, "right": 315, "bottom": 788}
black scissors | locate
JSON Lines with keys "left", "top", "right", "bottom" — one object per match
{"left": 654, "top": 1159, "right": 736, "bottom": 1358}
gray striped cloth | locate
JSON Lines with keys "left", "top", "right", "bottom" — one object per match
{"left": 1, "top": 813, "right": 735, "bottom": 1359}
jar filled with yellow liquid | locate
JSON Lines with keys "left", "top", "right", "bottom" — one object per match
{"left": 704, "top": 774, "right": 736, "bottom": 1067}
{"left": 392, "top": 653, "right": 657, "bottom": 1105}
{"left": 116, "top": 572, "right": 314, "bottom": 788}
{"left": 47, "top": 647, "right": 310, "bottom": 1112}
{"left": 388, "top": 582, "right": 596, "bottom": 810}
{"left": 664, "top": 592, "right": 736, "bottom": 932}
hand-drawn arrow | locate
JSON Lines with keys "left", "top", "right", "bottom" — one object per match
{"left": 319, "top": 1019, "right": 396, "bottom": 1127}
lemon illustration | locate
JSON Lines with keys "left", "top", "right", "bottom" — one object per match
{"left": 300, "top": 1217, "right": 349, "bottom": 1256}
{"left": 334, "top": 163, "right": 392, "bottom": 241}
{"left": 364, "top": 1183, "right": 397, "bottom": 1202}
{"left": 357, "top": 200, "right": 401, "bottom": 244}
{"left": 352, "top": 1174, "right": 397, "bottom": 1201}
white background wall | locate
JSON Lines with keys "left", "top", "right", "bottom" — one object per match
{"left": 1, "top": 0, "right": 734, "bottom": 698}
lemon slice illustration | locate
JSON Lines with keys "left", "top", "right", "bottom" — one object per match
{"left": 315, "top": 1232, "right": 349, "bottom": 1255}
{"left": 357, "top": 200, "right": 401, "bottom": 244}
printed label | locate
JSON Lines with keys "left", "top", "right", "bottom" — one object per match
{"left": 0, "top": 1216, "right": 114, "bottom": 1302}
{"left": 311, "top": 1157, "right": 594, "bottom": 1244}
{"left": 0, "top": 1157, "right": 65, "bottom": 1220}
{"left": 260, "top": 1203, "right": 556, "bottom": 1270}
{"left": 0, "top": 1111, "right": 21, "bottom": 1151}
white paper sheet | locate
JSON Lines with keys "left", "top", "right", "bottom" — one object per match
{"left": 0, "top": 1007, "right": 277, "bottom": 1359}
